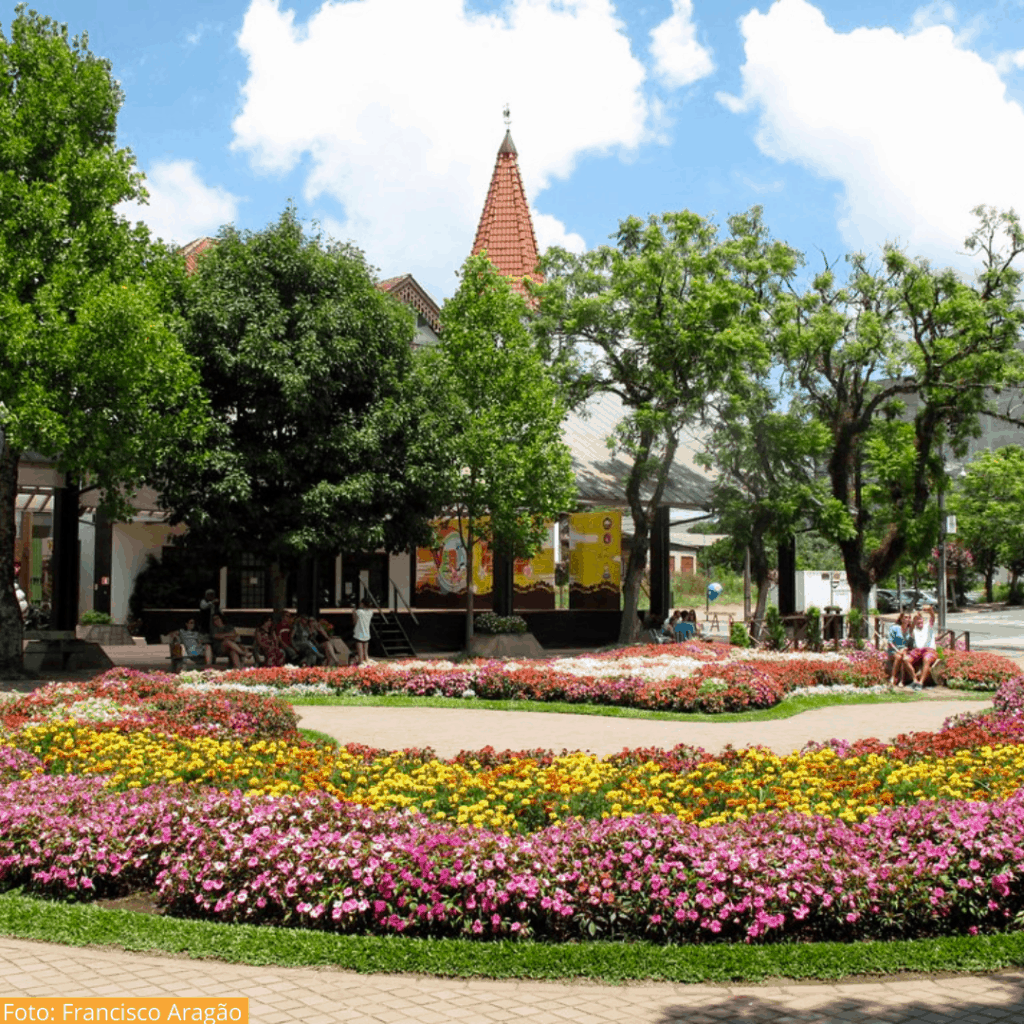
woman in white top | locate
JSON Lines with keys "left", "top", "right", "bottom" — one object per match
{"left": 352, "top": 597, "right": 374, "bottom": 665}
{"left": 907, "top": 606, "right": 937, "bottom": 688}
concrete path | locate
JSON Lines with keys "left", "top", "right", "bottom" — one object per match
{"left": 1, "top": 935, "right": 1022, "bottom": 1023}
{"left": 294, "top": 698, "right": 989, "bottom": 757}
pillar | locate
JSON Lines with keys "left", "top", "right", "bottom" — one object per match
{"left": 491, "top": 549, "right": 514, "bottom": 616}
{"left": 92, "top": 510, "right": 113, "bottom": 617}
{"left": 51, "top": 478, "right": 81, "bottom": 632}
{"left": 777, "top": 535, "right": 796, "bottom": 616}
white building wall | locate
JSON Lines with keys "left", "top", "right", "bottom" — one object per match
{"left": 389, "top": 551, "right": 412, "bottom": 609}
{"left": 795, "top": 570, "right": 851, "bottom": 613}
{"left": 111, "top": 523, "right": 186, "bottom": 625}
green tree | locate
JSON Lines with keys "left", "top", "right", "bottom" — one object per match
{"left": 778, "top": 208, "right": 1024, "bottom": 615}
{"left": 0, "top": 8, "right": 204, "bottom": 675}
{"left": 421, "top": 255, "right": 575, "bottom": 644}
{"left": 153, "top": 207, "right": 444, "bottom": 612}
{"left": 535, "top": 207, "right": 799, "bottom": 642}
{"left": 700, "top": 386, "right": 845, "bottom": 630}
{"left": 950, "top": 446, "right": 1024, "bottom": 601}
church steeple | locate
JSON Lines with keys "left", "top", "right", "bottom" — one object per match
{"left": 471, "top": 109, "right": 543, "bottom": 297}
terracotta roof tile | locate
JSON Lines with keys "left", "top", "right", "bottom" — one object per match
{"left": 471, "top": 130, "right": 543, "bottom": 297}
{"left": 179, "top": 236, "right": 217, "bottom": 275}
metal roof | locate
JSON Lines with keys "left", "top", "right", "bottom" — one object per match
{"left": 564, "top": 392, "right": 716, "bottom": 510}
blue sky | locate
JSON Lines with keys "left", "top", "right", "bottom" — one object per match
{"left": 12, "top": 0, "right": 1024, "bottom": 301}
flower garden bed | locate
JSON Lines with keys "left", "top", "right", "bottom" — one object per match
{"left": 0, "top": 663, "right": 1020, "bottom": 946}
{"left": 170, "top": 644, "right": 910, "bottom": 713}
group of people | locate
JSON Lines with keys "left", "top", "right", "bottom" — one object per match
{"left": 172, "top": 592, "right": 250, "bottom": 669}
{"left": 171, "top": 590, "right": 377, "bottom": 670}
{"left": 886, "top": 605, "right": 938, "bottom": 689}
{"left": 663, "top": 608, "right": 703, "bottom": 641}
{"left": 252, "top": 610, "right": 357, "bottom": 668}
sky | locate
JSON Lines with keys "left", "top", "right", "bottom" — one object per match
{"left": 12, "top": 0, "right": 1024, "bottom": 302}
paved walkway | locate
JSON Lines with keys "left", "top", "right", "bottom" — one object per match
{"left": 294, "top": 698, "right": 990, "bottom": 757}
{"left": 1, "top": 935, "right": 1022, "bottom": 1022}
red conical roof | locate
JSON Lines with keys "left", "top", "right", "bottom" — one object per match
{"left": 471, "top": 129, "right": 543, "bottom": 297}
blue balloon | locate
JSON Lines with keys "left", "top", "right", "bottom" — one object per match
{"left": 707, "top": 582, "right": 723, "bottom": 601}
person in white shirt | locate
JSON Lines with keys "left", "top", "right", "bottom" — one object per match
{"left": 907, "top": 606, "right": 937, "bottom": 689}
{"left": 352, "top": 597, "right": 374, "bottom": 665}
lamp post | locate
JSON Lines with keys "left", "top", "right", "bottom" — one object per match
{"left": 938, "top": 477, "right": 947, "bottom": 632}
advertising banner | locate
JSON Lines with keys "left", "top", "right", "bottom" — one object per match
{"left": 415, "top": 518, "right": 493, "bottom": 608}
{"left": 568, "top": 511, "right": 621, "bottom": 609}
{"left": 511, "top": 522, "right": 556, "bottom": 609}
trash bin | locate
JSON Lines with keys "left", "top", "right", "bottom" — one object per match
{"left": 823, "top": 606, "right": 843, "bottom": 642}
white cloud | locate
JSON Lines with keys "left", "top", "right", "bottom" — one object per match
{"left": 533, "top": 212, "right": 587, "bottom": 254}
{"left": 119, "top": 160, "right": 240, "bottom": 246}
{"left": 721, "top": 0, "right": 1024, "bottom": 271}
{"left": 994, "top": 47, "right": 1024, "bottom": 75}
{"left": 649, "top": 0, "right": 715, "bottom": 88}
{"left": 911, "top": 1, "right": 956, "bottom": 32}
{"left": 231, "top": 0, "right": 651, "bottom": 299}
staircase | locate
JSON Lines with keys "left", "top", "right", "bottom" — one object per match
{"left": 370, "top": 608, "right": 417, "bottom": 659}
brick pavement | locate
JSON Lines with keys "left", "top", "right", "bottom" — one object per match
{"left": 0, "top": 936, "right": 1022, "bottom": 1022}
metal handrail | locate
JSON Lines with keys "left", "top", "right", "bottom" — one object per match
{"left": 357, "top": 579, "right": 419, "bottom": 625}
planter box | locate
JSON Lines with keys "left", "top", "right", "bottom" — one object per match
{"left": 77, "top": 624, "right": 134, "bottom": 645}
{"left": 466, "top": 632, "right": 545, "bottom": 660}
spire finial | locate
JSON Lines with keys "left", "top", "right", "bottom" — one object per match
{"left": 503, "top": 103, "right": 511, "bottom": 129}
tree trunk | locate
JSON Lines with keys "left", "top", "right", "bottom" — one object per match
{"left": 618, "top": 533, "right": 648, "bottom": 644}
{"left": 0, "top": 435, "right": 25, "bottom": 679}
{"left": 985, "top": 569, "right": 994, "bottom": 603}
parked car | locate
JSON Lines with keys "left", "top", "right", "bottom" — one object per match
{"left": 906, "top": 589, "right": 939, "bottom": 609}
{"left": 874, "top": 588, "right": 914, "bottom": 612}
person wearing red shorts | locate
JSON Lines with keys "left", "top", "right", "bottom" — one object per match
{"left": 906, "top": 606, "right": 937, "bottom": 689}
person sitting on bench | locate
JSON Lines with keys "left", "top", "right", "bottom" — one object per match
{"left": 210, "top": 614, "right": 246, "bottom": 669}
{"left": 171, "top": 618, "right": 212, "bottom": 669}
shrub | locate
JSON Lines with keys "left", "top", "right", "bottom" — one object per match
{"left": 846, "top": 607, "right": 865, "bottom": 650}
{"left": 475, "top": 613, "right": 528, "bottom": 635}
{"left": 79, "top": 611, "right": 113, "bottom": 625}
{"left": 804, "top": 606, "right": 823, "bottom": 652}
{"left": 763, "top": 606, "right": 787, "bottom": 650}
{"left": 729, "top": 621, "right": 752, "bottom": 647}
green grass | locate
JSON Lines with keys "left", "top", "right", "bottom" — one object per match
{"left": 288, "top": 689, "right": 991, "bottom": 725}
{"left": 0, "top": 891, "right": 1019, "bottom": 983}
{"left": 298, "top": 728, "right": 338, "bottom": 747}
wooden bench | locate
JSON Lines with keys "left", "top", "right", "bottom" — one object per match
{"left": 162, "top": 627, "right": 256, "bottom": 672}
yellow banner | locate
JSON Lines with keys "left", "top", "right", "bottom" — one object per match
{"left": 415, "top": 518, "right": 492, "bottom": 597}
{"left": 568, "top": 511, "right": 621, "bottom": 598}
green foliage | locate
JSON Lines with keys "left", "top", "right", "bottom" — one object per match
{"left": 474, "top": 613, "right": 529, "bottom": 635}
{"left": 804, "top": 605, "right": 823, "bottom": 652}
{"left": 951, "top": 446, "right": 1024, "bottom": 601}
{"left": 729, "top": 621, "right": 752, "bottom": 648}
{"left": 422, "top": 255, "right": 575, "bottom": 639}
{"left": 846, "top": 607, "right": 866, "bottom": 649}
{"left": 0, "top": 7, "right": 206, "bottom": 672}
{"left": 535, "top": 207, "right": 801, "bottom": 644}
{"left": 78, "top": 611, "right": 112, "bottom": 626}
{"left": 763, "top": 605, "right": 787, "bottom": 650}
{"left": 153, "top": 207, "right": 444, "bottom": 605}
{"left": 778, "top": 207, "right": 1024, "bottom": 613}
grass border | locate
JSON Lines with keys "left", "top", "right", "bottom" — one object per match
{"left": 286, "top": 689, "right": 991, "bottom": 724}
{"left": 0, "top": 892, "right": 1021, "bottom": 984}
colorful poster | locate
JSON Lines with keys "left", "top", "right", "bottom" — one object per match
{"left": 415, "top": 518, "right": 493, "bottom": 608}
{"left": 512, "top": 522, "right": 556, "bottom": 609}
{"left": 568, "top": 511, "right": 621, "bottom": 609}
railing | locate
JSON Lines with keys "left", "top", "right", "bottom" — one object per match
{"left": 358, "top": 579, "right": 420, "bottom": 625}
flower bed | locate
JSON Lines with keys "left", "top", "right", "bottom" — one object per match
{"left": 0, "top": 658, "right": 1019, "bottom": 947}
{"left": 167, "top": 644, "right": 1000, "bottom": 715}
{"left": 0, "top": 671, "right": 299, "bottom": 741}
{"left": 1, "top": 775, "right": 1023, "bottom": 944}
